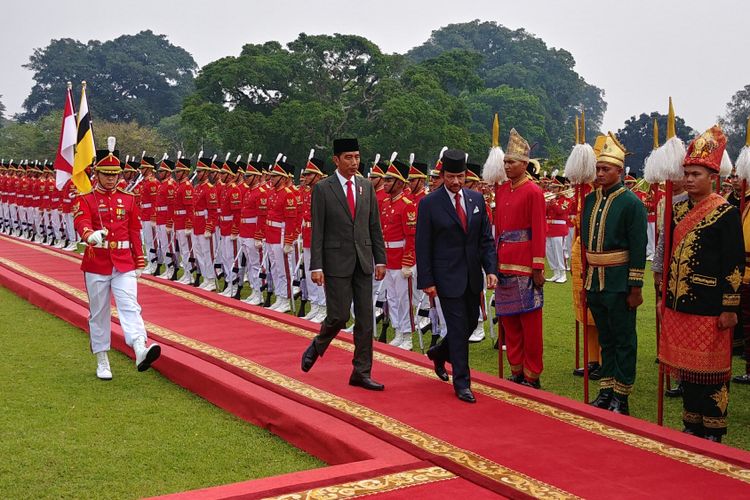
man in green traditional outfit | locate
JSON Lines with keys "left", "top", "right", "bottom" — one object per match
{"left": 582, "top": 133, "right": 648, "bottom": 415}
{"left": 659, "top": 125, "right": 744, "bottom": 443}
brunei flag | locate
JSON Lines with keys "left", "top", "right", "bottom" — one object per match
{"left": 72, "top": 81, "right": 95, "bottom": 192}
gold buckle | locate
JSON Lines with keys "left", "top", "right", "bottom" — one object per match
{"left": 109, "top": 241, "right": 117, "bottom": 249}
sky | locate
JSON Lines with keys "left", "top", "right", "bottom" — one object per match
{"left": 3, "top": 0, "right": 749, "bottom": 133}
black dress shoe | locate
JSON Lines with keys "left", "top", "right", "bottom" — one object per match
{"left": 665, "top": 383, "right": 684, "bottom": 398}
{"left": 607, "top": 394, "right": 629, "bottom": 415}
{"left": 705, "top": 434, "right": 722, "bottom": 443}
{"left": 301, "top": 341, "right": 319, "bottom": 373}
{"left": 349, "top": 376, "right": 385, "bottom": 391}
{"left": 507, "top": 373, "right": 524, "bottom": 384}
{"left": 732, "top": 373, "right": 750, "bottom": 384}
{"left": 589, "top": 390, "right": 613, "bottom": 409}
{"left": 521, "top": 378, "right": 541, "bottom": 389}
{"left": 682, "top": 427, "right": 703, "bottom": 437}
{"left": 455, "top": 388, "right": 476, "bottom": 403}
{"left": 426, "top": 345, "right": 449, "bottom": 381}
{"left": 573, "top": 362, "right": 601, "bottom": 379}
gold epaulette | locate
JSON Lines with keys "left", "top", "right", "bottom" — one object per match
{"left": 116, "top": 187, "right": 134, "bottom": 195}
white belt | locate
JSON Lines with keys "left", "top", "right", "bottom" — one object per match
{"left": 42, "top": 196, "right": 50, "bottom": 199}
{"left": 194, "top": 210, "right": 207, "bottom": 216}
{"left": 174, "top": 210, "right": 187, "bottom": 215}
{"left": 220, "top": 215, "right": 233, "bottom": 221}
{"left": 302, "top": 221, "right": 312, "bottom": 228}
{"left": 266, "top": 220, "right": 284, "bottom": 228}
{"left": 385, "top": 239, "right": 406, "bottom": 249}
{"left": 547, "top": 220, "right": 567, "bottom": 225}
{"left": 241, "top": 217, "right": 257, "bottom": 224}
{"left": 141, "top": 203, "right": 152, "bottom": 208}
{"left": 93, "top": 240, "right": 131, "bottom": 249}
{"left": 156, "top": 207, "right": 168, "bottom": 212}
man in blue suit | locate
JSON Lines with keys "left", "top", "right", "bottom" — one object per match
{"left": 416, "top": 149, "right": 498, "bottom": 403}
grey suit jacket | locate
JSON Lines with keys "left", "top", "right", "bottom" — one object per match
{"left": 310, "top": 173, "right": 386, "bottom": 277}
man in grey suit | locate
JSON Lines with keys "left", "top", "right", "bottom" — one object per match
{"left": 301, "top": 138, "right": 387, "bottom": 390}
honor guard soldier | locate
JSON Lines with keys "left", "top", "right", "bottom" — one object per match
{"left": 380, "top": 159, "right": 418, "bottom": 350}
{"left": 407, "top": 160, "right": 429, "bottom": 208}
{"left": 137, "top": 155, "right": 160, "bottom": 274}
{"left": 264, "top": 159, "right": 299, "bottom": 312}
{"left": 72, "top": 138, "right": 160, "bottom": 380}
{"left": 584, "top": 133, "right": 647, "bottom": 415}
{"left": 238, "top": 158, "right": 266, "bottom": 304}
{"left": 300, "top": 152, "right": 327, "bottom": 321}
{"left": 368, "top": 158, "right": 387, "bottom": 209}
{"left": 217, "top": 157, "right": 243, "bottom": 297}
{"left": 173, "top": 155, "right": 195, "bottom": 284}
{"left": 494, "top": 129, "right": 547, "bottom": 388}
{"left": 545, "top": 175, "right": 571, "bottom": 283}
{"left": 154, "top": 156, "right": 177, "bottom": 279}
{"left": 192, "top": 154, "right": 220, "bottom": 291}
{"left": 660, "top": 126, "right": 744, "bottom": 442}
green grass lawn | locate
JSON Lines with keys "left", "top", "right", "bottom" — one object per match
{"left": 0, "top": 286, "right": 323, "bottom": 499}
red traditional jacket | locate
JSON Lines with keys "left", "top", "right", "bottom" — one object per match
{"left": 73, "top": 186, "right": 145, "bottom": 274}
{"left": 546, "top": 195, "right": 572, "bottom": 238}
{"left": 381, "top": 192, "right": 417, "bottom": 269}
{"left": 494, "top": 177, "right": 546, "bottom": 276}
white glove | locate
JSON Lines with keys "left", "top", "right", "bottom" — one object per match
{"left": 203, "top": 231, "right": 212, "bottom": 238}
{"left": 254, "top": 240, "right": 263, "bottom": 249}
{"left": 86, "top": 229, "right": 107, "bottom": 246}
{"left": 230, "top": 234, "right": 238, "bottom": 241}
{"left": 185, "top": 228, "right": 193, "bottom": 235}
{"left": 135, "top": 268, "right": 143, "bottom": 278}
{"left": 283, "top": 244, "right": 293, "bottom": 254}
{"left": 401, "top": 266, "right": 413, "bottom": 279}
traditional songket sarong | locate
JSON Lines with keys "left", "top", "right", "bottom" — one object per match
{"left": 660, "top": 193, "right": 744, "bottom": 438}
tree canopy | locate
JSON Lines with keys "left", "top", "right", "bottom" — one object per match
{"left": 21, "top": 31, "right": 197, "bottom": 125}
{"left": 616, "top": 112, "right": 694, "bottom": 176}
{"left": 719, "top": 84, "right": 750, "bottom": 159}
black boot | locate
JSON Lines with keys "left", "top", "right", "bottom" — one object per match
{"left": 704, "top": 434, "right": 722, "bottom": 443}
{"left": 573, "top": 362, "right": 601, "bottom": 379}
{"left": 507, "top": 372, "right": 524, "bottom": 384}
{"left": 607, "top": 393, "right": 629, "bottom": 415}
{"left": 589, "top": 389, "right": 613, "bottom": 409}
{"left": 232, "top": 284, "right": 243, "bottom": 300}
{"left": 192, "top": 273, "right": 202, "bottom": 287}
{"left": 296, "top": 299, "right": 308, "bottom": 317}
{"left": 665, "top": 382, "right": 684, "bottom": 398}
{"left": 262, "top": 292, "right": 272, "bottom": 308}
{"left": 378, "top": 320, "right": 389, "bottom": 343}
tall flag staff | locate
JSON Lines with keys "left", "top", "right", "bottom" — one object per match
{"left": 53, "top": 82, "right": 78, "bottom": 190}
{"left": 563, "top": 108, "right": 596, "bottom": 402}
{"left": 73, "top": 81, "right": 95, "bottom": 193}
{"left": 645, "top": 97, "right": 687, "bottom": 425}
{"left": 481, "top": 112, "right": 506, "bottom": 378}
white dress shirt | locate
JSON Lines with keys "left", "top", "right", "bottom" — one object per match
{"left": 445, "top": 186, "right": 467, "bottom": 216}
{"left": 335, "top": 169, "right": 357, "bottom": 205}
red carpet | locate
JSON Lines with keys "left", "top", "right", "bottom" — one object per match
{"left": 1, "top": 233, "right": 749, "bottom": 499}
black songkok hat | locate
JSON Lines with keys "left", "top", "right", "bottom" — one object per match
{"left": 333, "top": 138, "right": 359, "bottom": 155}
{"left": 441, "top": 149, "right": 466, "bottom": 173}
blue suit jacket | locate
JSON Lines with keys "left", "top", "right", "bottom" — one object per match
{"left": 416, "top": 187, "right": 497, "bottom": 298}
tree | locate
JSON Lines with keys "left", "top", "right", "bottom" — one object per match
{"left": 0, "top": 94, "right": 6, "bottom": 125}
{"left": 21, "top": 31, "right": 197, "bottom": 125}
{"left": 616, "top": 112, "right": 695, "bottom": 176}
{"left": 719, "top": 84, "right": 750, "bottom": 158}
{"left": 406, "top": 20, "right": 607, "bottom": 154}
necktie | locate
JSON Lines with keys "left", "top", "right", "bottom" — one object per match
{"left": 346, "top": 180, "right": 355, "bottom": 219}
{"left": 455, "top": 191, "right": 467, "bottom": 232}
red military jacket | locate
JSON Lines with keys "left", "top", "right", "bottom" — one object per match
{"left": 60, "top": 179, "right": 77, "bottom": 214}
{"left": 265, "top": 185, "right": 298, "bottom": 245}
{"left": 30, "top": 176, "right": 41, "bottom": 208}
{"left": 255, "top": 187, "right": 270, "bottom": 241}
{"left": 494, "top": 177, "right": 546, "bottom": 276}
{"left": 173, "top": 178, "right": 195, "bottom": 231}
{"left": 155, "top": 178, "right": 176, "bottom": 228}
{"left": 73, "top": 186, "right": 145, "bottom": 274}
{"left": 50, "top": 176, "right": 62, "bottom": 210}
{"left": 381, "top": 192, "right": 417, "bottom": 269}
{"left": 219, "top": 181, "right": 242, "bottom": 236}
{"left": 299, "top": 185, "right": 314, "bottom": 248}
{"left": 375, "top": 185, "right": 387, "bottom": 211}
{"left": 139, "top": 177, "right": 160, "bottom": 223}
{"left": 193, "top": 181, "right": 220, "bottom": 234}
{"left": 239, "top": 184, "right": 266, "bottom": 239}
{"left": 546, "top": 195, "right": 571, "bottom": 238}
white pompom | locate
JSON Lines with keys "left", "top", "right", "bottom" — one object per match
{"left": 735, "top": 146, "right": 750, "bottom": 181}
{"left": 107, "top": 136, "right": 116, "bottom": 153}
{"left": 198, "top": 150, "right": 204, "bottom": 159}
{"left": 257, "top": 154, "right": 262, "bottom": 162}
{"left": 308, "top": 148, "right": 315, "bottom": 160}
{"left": 275, "top": 153, "right": 283, "bottom": 164}
{"left": 177, "top": 150, "right": 182, "bottom": 159}
{"left": 409, "top": 153, "right": 415, "bottom": 165}
{"left": 563, "top": 144, "right": 596, "bottom": 184}
{"left": 643, "top": 147, "right": 664, "bottom": 184}
{"left": 482, "top": 146, "right": 506, "bottom": 184}
{"left": 211, "top": 154, "right": 217, "bottom": 162}
{"left": 439, "top": 146, "right": 448, "bottom": 160}
{"left": 374, "top": 153, "right": 381, "bottom": 165}
{"left": 661, "top": 137, "right": 687, "bottom": 181}
{"left": 720, "top": 149, "right": 733, "bottom": 177}
{"left": 389, "top": 151, "right": 398, "bottom": 164}
{"left": 236, "top": 154, "right": 242, "bottom": 163}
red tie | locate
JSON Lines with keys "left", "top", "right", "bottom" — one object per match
{"left": 346, "top": 180, "right": 355, "bottom": 219}
{"left": 455, "top": 191, "right": 467, "bottom": 232}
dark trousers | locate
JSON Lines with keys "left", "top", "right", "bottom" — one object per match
{"left": 314, "top": 261, "right": 374, "bottom": 378}
{"left": 682, "top": 381, "right": 730, "bottom": 438}
{"left": 587, "top": 290, "right": 638, "bottom": 395}
{"left": 741, "top": 284, "right": 750, "bottom": 374}
{"left": 432, "top": 286, "right": 480, "bottom": 391}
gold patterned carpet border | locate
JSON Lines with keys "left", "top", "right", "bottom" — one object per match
{"left": 3, "top": 236, "right": 750, "bottom": 486}
{"left": 0, "top": 251, "right": 575, "bottom": 500}
{"left": 262, "top": 466, "right": 455, "bottom": 500}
